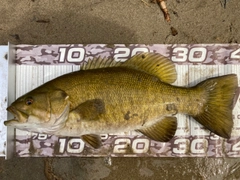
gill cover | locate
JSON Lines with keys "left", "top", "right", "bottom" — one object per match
{"left": 48, "top": 90, "right": 70, "bottom": 122}
{"left": 5, "top": 89, "right": 70, "bottom": 134}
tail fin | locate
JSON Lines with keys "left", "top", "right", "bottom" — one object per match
{"left": 193, "top": 74, "right": 238, "bottom": 138}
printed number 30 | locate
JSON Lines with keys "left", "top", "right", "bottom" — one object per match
{"left": 172, "top": 47, "right": 207, "bottom": 62}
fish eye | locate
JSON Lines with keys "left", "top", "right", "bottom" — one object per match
{"left": 25, "top": 98, "right": 33, "bottom": 105}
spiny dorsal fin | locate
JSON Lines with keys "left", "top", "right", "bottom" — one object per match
{"left": 136, "top": 116, "right": 177, "bottom": 142}
{"left": 121, "top": 53, "right": 177, "bottom": 84}
{"left": 80, "top": 56, "right": 122, "bottom": 70}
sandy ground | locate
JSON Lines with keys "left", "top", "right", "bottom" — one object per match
{"left": 0, "top": 0, "right": 240, "bottom": 179}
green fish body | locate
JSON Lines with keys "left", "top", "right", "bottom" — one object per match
{"left": 4, "top": 53, "right": 238, "bottom": 148}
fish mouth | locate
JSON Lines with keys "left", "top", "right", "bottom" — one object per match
{"left": 4, "top": 119, "right": 19, "bottom": 126}
{"left": 4, "top": 106, "right": 29, "bottom": 126}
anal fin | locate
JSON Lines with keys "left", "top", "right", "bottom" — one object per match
{"left": 136, "top": 117, "right": 177, "bottom": 142}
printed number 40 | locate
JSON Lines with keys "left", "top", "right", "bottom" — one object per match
{"left": 230, "top": 48, "right": 240, "bottom": 59}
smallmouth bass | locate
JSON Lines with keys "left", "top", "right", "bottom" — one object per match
{"left": 4, "top": 53, "right": 238, "bottom": 148}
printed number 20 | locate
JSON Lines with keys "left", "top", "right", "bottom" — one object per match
{"left": 113, "top": 138, "right": 150, "bottom": 153}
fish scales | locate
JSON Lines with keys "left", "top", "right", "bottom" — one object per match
{"left": 49, "top": 67, "right": 200, "bottom": 135}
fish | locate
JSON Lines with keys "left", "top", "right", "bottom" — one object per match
{"left": 4, "top": 53, "right": 238, "bottom": 149}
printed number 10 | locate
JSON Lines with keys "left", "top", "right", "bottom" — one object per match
{"left": 59, "top": 47, "right": 85, "bottom": 63}
{"left": 58, "top": 138, "right": 85, "bottom": 154}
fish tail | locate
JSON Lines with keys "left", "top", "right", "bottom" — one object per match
{"left": 193, "top": 74, "right": 238, "bottom": 138}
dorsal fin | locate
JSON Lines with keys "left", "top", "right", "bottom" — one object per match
{"left": 121, "top": 53, "right": 177, "bottom": 84}
{"left": 80, "top": 56, "right": 122, "bottom": 70}
{"left": 81, "top": 53, "right": 177, "bottom": 84}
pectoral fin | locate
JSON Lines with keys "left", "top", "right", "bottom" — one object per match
{"left": 71, "top": 99, "right": 105, "bottom": 121}
{"left": 81, "top": 134, "right": 102, "bottom": 149}
{"left": 136, "top": 117, "right": 177, "bottom": 142}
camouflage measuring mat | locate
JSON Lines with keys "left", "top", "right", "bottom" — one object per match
{"left": 8, "top": 44, "right": 240, "bottom": 157}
